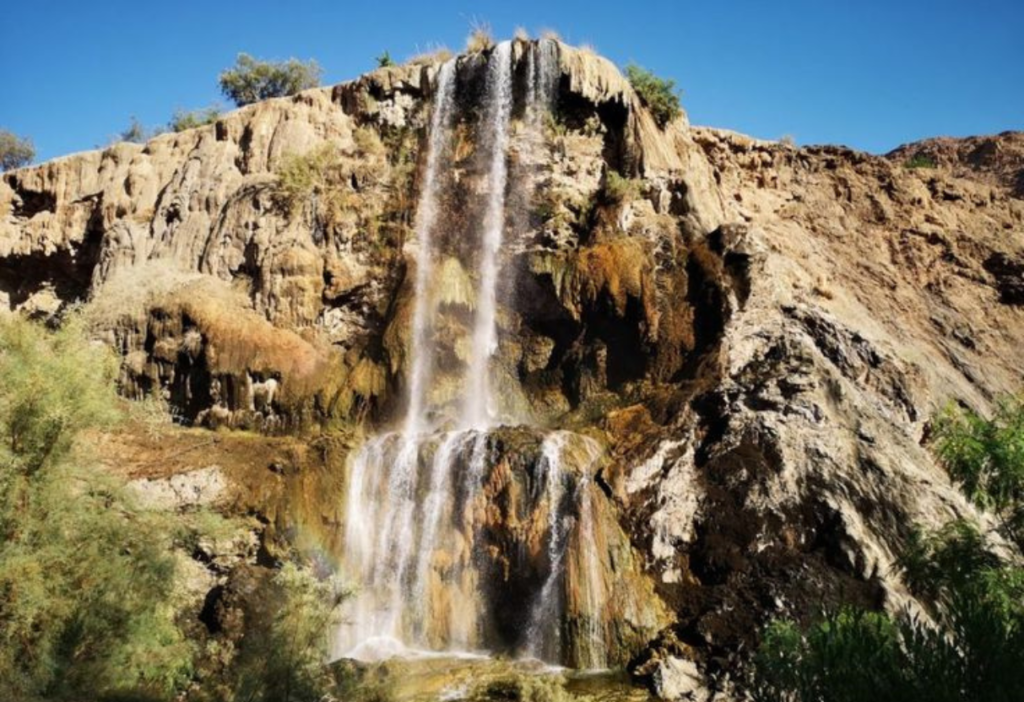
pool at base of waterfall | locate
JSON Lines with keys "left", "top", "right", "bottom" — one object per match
{"left": 330, "top": 653, "right": 654, "bottom": 702}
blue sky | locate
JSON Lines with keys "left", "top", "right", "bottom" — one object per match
{"left": 2, "top": 0, "right": 1021, "bottom": 162}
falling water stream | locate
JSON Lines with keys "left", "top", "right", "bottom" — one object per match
{"left": 337, "top": 40, "right": 622, "bottom": 670}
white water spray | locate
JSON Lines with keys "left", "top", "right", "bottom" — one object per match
{"left": 462, "top": 41, "right": 514, "bottom": 429}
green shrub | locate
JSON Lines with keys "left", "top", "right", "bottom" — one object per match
{"left": 752, "top": 523, "right": 1024, "bottom": 702}
{"left": 932, "top": 397, "right": 1024, "bottom": 550}
{"left": 229, "top": 563, "right": 346, "bottom": 702}
{"left": 602, "top": 170, "right": 642, "bottom": 205}
{"left": 0, "top": 129, "right": 34, "bottom": 171}
{"left": 0, "top": 316, "right": 193, "bottom": 700}
{"left": 274, "top": 144, "right": 347, "bottom": 217}
{"left": 169, "top": 106, "right": 221, "bottom": 132}
{"left": 219, "top": 53, "right": 322, "bottom": 107}
{"left": 625, "top": 63, "right": 682, "bottom": 128}
{"left": 904, "top": 153, "right": 937, "bottom": 169}
{"left": 375, "top": 51, "right": 394, "bottom": 68}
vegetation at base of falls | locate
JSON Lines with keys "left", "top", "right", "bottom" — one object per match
{"left": 624, "top": 64, "right": 682, "bottom": 129}
{"left": 219, "top": 53, "right": 322, "bottom": 107}
{"left": 751, "top": 398, "right": 1024, "bottom": 702}
{"left": 904, "top": 153, "right": 938, "bottom": 169}
{"left": 169, "top": 106, "right": 222, "bottom": 132}
{"left": 216, "top": 564, "right": 346, "bottom": 702}
{"left": 471, "top": 675, "right": 573, "bottom": 702}
{"left": 0, "top": 316, "right": 193, "bottom": 700}
{"left": 0, "top": 129, "right": 35, "bottom": 171}
{"left": 932, "top": 397, "right": 1024, "bottom": 552}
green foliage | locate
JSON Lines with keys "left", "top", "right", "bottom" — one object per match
{"left": 274, "top": 144, "right": 347, "bottom": 217}
{"left": 933, "top": 398, "right": 1024, "bottom": 550}
{"left": 752, "top": 519, "right": 1024, "bottom": 702}
{"left": 230, "top": 563, "right": 346, "bottom": 702}
{"left": 219, "top": 53, "right": 322, "bottom": 107}
{"left": 625, "top": 63, "right": 682, "bottom": 128}
{"left": 169, "top": 106, "right": 222, "bottom": 132}
{"left": 904, "top": 153, "right": 938, "bottom": 169}
{"left": 375, "top": 51, "right": 395, "bottom": 68}
{"left": 0, "top": 316, "right": 193, "bottom": 700}
{"left": 602, "top": 170, "right": 642, "bottom": 205}
{"left": 0, "top": 129, "right": 35, "bottom": 171}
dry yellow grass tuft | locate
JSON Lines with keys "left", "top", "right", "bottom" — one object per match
{"left": 466, "top": 22, "right": 495, "bottom": 53}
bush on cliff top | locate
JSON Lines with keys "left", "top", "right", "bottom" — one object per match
{"left": 169, "top": 106, "right": 222, "bottom": 132}
{"left": 625, "top": 63, "right": 682, "bottom": 128}
{"left": 219, "top": 53, "right": 322, "bottom": 107}
{"left": 0, "top": 129, "right": 34, "bottom": 172}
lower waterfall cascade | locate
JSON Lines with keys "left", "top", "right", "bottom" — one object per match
{"left": 335, "top": 39, "right": 666, "bottom": 669}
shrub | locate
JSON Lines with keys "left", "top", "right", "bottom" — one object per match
{"left": 118, "top": 116, "right": 159, "bottom": 144}
{"left": 274, "top": 144, "right": 347, "bottom": 217}
{"left": 375, "top": 51, "right": 394, "bottom": 68}
{"left": 905, "top": 153, "right": 937, "bottom": 169}
{"left": 0, "top": 130, "right": 34, "bottom": 171}
{"left": 229, "top": 563, "right": 346, "bottom": 701}
{"left": 625, "top": 63, "right": 682, "bottom": 128}
{"left": 602, "top": 169, "right": 642, "bottom": 205}
{"left": 932, "top": 397, "right": 1024, "bottom": 550}
{"left": 219, "top": 53, "right": 322, "bottom": 107}
{"left": 752, "top": 522, "right": 1024, "bottom": 702}
{"left": 0, "top": 316, "right": 193, "bottom": 700}
{"left": 169, "top": 106, "right": 221, "bottom": 132}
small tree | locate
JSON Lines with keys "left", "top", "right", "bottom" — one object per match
{"left": 219, "top": 53, "right": 322, "bottom": 107}
{"left": 0, "top": 130, "right": 35, "bottom": 171}
{"left": 625, "top": 63, "right": 682, "bottom": 128}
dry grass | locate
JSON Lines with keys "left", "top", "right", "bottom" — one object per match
{"left": 406, "top": 46, "right": 454, "bottom": 66}
{"left": 540, "top": 28, "right": 562, "bottom": 42}
{"left": 466, "top": 21, "right": 495, "bottom": 53}
{"left": 514, "top": 26, "right": 530, "bottom": 41}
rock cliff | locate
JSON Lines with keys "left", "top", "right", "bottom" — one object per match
{"left": 2, "top": 38, "right": 1022, "bottom": 698}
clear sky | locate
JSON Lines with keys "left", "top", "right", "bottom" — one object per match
{"left": 2, "top": 0, "right": 1021, "bottom": 162}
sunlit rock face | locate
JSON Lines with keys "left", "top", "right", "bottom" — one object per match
{"left": 4, "top": 30, "right": 1024, "bottom": 692}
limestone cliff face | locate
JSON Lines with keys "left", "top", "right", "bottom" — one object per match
{"left": 3, "top": 38, "right": 1024, "bottom": 694}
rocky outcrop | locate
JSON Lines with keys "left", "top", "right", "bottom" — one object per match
{"left": 3, "top": 37, "right": 1023, "bottom": 698}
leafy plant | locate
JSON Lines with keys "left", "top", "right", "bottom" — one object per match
{"left": 169, "top": 106, "right": 222, "bottom": 132}
{"left": 219, "top": 53, "right": 322, "bottom": 107}
{"left": 0, "top": 316, "right": 193, "bottom": 700}
{"left": 602, "top": 170, "right": 642, "bottom": 205}
{"left": 0, "top": 129, "right": 34, "bottom": 171}
{"left": 932, "top": 397, "right": 1024, "bottom": 550}
{"left": 375, "top": 51, "right": 394, "bottom": 68}
{"left": 904, "top": 153, "right": 937, "bottom": 169}
{"left": 625, "top": 63, "right": 682, "bottom": 128}
{"left": 230, "top": 563, "right": 346, "bottom": 702}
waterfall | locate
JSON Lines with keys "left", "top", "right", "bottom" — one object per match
{"left": 405, "top": 60, "right": 457, "bottom": 436}
{"left": 337, "top": 41, "right": 632, "bottom": 669}
{"left": 461, "top": 41, "right": 514, "bottom": 429}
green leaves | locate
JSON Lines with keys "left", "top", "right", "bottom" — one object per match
{"left": 218, "top": 53, "right": 322, "bottom": 107}
{"left": 933, "top": 398, "right": 1024, "bottom": 550}
{"left": 625, "top": 63, "right": 682, "bottom": 128}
